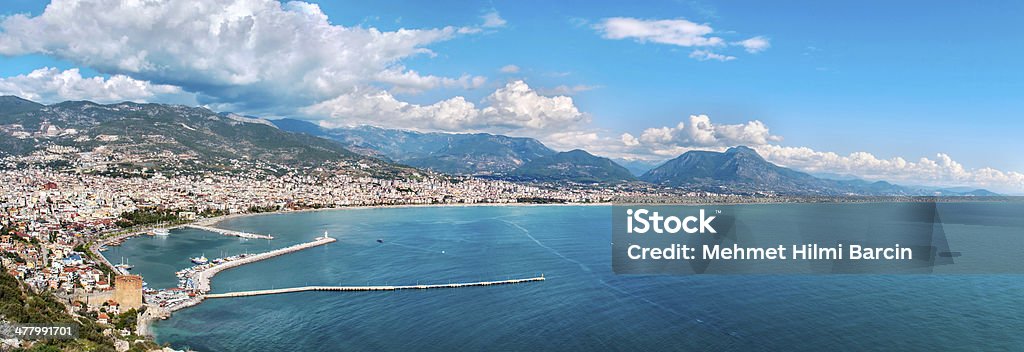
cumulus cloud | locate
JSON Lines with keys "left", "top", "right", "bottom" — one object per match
{"left": 304, "top": 80, "right": 586, "bottom": 133}
{"left": 689, "top": 50, "right": 735, "bottom": 61}
{"left": 755, "top": 145, "right": 1024, "bottom": 192}
{"left": 628, "top": 115, "right": 781, "bottom": 156}
{"left": 499, "top": 64, "right": 521, "bottom": 73}
{"left": 0, "top": 0, "right": 484, "bottom": 112}
{"left": 621, "top": 133, "right": 640, "bottom": 146}
{"left": 481, "top": 80, "right": 587, "bottom": 129}
{"left": 0, "top": 67, "right": 194, "bottom": 104}
{"left": 734, "top": 36, "right": 770, "bottom": 53}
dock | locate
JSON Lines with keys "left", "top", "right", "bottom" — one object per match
{"left": 191, "top": 235, "right": 336, "bottom": 293}
{"left": 204, "top": 276, "right": 545, "bottom": 298}
{"left": 184, "top": 224, "right": 275, "bottom": 240}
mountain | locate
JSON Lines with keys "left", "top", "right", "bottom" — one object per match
{"left": 510, "top": 149, "right": 637, "bottom": 183}
{"left": 0, "top": 98, "right": 410, "bottom": 177}
{"left": 0, "top": 95, "right": 44, "bottom": 115}
{"left": 642, "top": 146, "right": 997, "bottom": 196}
{"left": 272, "top": 119, "right": 557, "bottom": 175}
{"left": 641, "top": 146, "right": 822, "bottom": 190}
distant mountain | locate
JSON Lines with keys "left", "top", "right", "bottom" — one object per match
{"left": 272, "top": 119, "right": 557, "bottom": 175}
{"left": 641, "top": 146, "right": 998, "bottom": 196}
{"left": 510, "top": 149, "right": 637, "bottom": 183}
{"left": 0, "top": 95, "right": 44, "bottom": 115}
{"left": 0, "top": 97, "right": 410, "bottom": 177}
{"left": 641, "top": 146, "right": 828, "bottom": 193}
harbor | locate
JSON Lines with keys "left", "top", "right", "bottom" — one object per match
{"left": 139, "top": 231, "right": 546, "bottom": 321}
{"left": 144, "top": 234, "right": 337, "bottom": 312}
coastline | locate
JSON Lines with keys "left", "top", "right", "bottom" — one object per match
{"left": 194, "top": 196, "right": 1020, "bottom": 228}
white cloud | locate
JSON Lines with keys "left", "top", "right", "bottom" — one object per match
{"left": 689, "top": 50, "right": 735, "bottom": 61}
{"left": 0, "top": 67, "right": 194, "bottom": 104}
{"left": 499, "top": 64, "right": 521, "bottom": 73}
{"left": 481, "top": 11, "right": 507, "bottom": 28}
{"left": 482, "top": 80, "right": 587, "bottom": 130}
{"left": 304, "top": 80, "right": 586, "bottom": 134}
{"left": 375, "top": 67, "right": 486, "bottom": 94}
{"left": 755, "top": 145, "right": 1024, "bottom": 192}
{"left": 0, "top": 0, "right": 483, "bottom": 112}
{"left": 634, "top": 115, "right": 780, "bottom": 154}
{"left": 621, "top": 133, "right": 640, "bottom": 146}
{"left": 543, "top": 131, "right": 601, "bottom": 151}
{"left": 593, "top": 17, "right": 770, "bottom": 61}
{"left": 594, "top": 17, "right": 724, "bottom": 47}
{"left": 734, "top": 36, "right": 771, "bottom": 53}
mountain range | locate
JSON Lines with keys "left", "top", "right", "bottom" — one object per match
{"left": 0, "top": 96, "right": 998, "bottom": 195}
{"left": 271, "top": 119, "right": 555, "bottom": 174}
{"left": 271, "top": 119, "right": 639, "bottom": 183}
{"left": 510, "top": 149, "right": 637, "bottom": 183}
{"left": 0, "top": 96, "right": 409, "bottom": 177}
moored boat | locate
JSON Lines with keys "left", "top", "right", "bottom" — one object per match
{"left": 190, "top": 255, "right": 209, "bottom": 265}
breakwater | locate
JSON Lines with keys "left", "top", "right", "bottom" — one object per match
{"left": 184, "top": 224, "right": 275, "bottom": 239}
{"left": 189, "top": 235, "right": 335, "bottom": 293}
{"left": 204, "top": 276, "right": 546, "bottom": 298}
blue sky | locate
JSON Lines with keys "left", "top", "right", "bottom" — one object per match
{"left": 0, "top": 1, "right": 1022, "bottom": 191}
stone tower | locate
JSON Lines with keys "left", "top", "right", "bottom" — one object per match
{"left": 113, "top": 275, "right": 143, "bottom": 310}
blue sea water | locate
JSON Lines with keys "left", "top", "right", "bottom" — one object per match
{"left": 106, "top": 204, "right": 1024, "bottom": 351}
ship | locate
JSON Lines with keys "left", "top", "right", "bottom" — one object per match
{"left": 115, "top": 257, "right": 134, "bottom": 273}
{"left": 190, "top": 255, "right": 209, "bottom": 265}
{"left": 151, "top": 228, "right": 170, "bottom": 236}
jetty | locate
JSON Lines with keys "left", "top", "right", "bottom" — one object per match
{"left": 190, "top": 235, "right": 335, "bottom": 292}
{"left": 204, "top": 276, "right": 546, "bottom": 298}
{"left": 184, "top": 224, "right": 274, "bottom": 240}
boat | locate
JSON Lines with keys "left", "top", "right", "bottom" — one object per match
{"left": 151, "top": 228, "right": 170, "bottom": 236}
{"left": 376, "top": 239, "right": 384, "bottom": 243}
{"left": 190, "top": 255, "right": 209, "bottom": 265}
{"left": 115, "top": 257, "right": 134, "bottom": 271}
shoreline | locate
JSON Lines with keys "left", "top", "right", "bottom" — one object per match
{"left": 196, "top": 197, "right": 1019, "bottom": 228}
{"left": 196, "top": 201, "right": 609, "bottom": 227}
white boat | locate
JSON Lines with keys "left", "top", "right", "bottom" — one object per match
{"left": 151, "top": 228, "right": 170, "bottom": 236}
{"left": 191, "top": 255, "right": 209, "bottom": 265}
{"left": 115, "top": 257, "right": 134, "bottom": 270}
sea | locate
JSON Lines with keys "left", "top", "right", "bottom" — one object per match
{"left": 101, "top": 203, "right": 1024, "bottom": 351}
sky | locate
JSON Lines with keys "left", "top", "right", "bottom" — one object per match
{"left": 0, "top": 0, "right": 1022, "bottom": 192}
